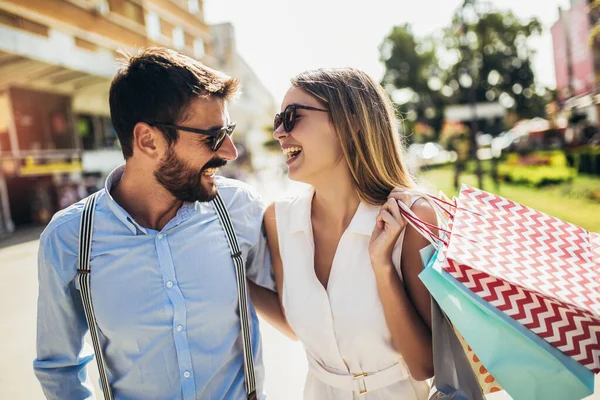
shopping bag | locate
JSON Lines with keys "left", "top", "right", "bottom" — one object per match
{"left": 438, "top": 185, "right": 600, "bottom": 373}
{"left": 582, "top": 372, "right": 600, "bottom": 400}
{"left": 428, "top": 298, "right": 486, "bottom": 400}
{"left": 421, "top": 245, "right": 485, "bottom": 400}
{"left": 419, "top": 245, "right": 593, "bottom": 400}
{"left": 452, "top": 328, "right": 503, "bottom": 394}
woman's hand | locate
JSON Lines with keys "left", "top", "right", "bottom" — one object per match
{"left": 369, "top": 190, "right": 411, "bottom": 268}
{"left": 371, "top": 190, "right": 436, "bottom": 380}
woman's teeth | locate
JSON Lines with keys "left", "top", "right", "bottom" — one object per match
{"left": 283, "top": 146, "right": 302, "bottom": 159}
{"left": 203, "top": 168, "right": 218, "bottom": 176}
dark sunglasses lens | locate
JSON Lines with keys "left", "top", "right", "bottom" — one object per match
{"left": 209, "top": 130, "right": 222, "bottom": 151}
{"left": 284, "top": 108, "right": 295, "bottom": 132}
{"left": 274, "top": 114, "right": 282, "bottom": 131}
{"left": 212, "top": 125, "right": 235, "bottom": 151}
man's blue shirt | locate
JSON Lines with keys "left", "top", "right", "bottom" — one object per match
{"left": 34, "top": 165, "right": 274, "bottom": 399}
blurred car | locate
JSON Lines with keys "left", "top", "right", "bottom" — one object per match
{"left": 406, "top": 142, "right": 457, "bottom": 172}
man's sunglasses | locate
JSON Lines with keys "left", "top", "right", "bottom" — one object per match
{"left": 150, "top": 122, "right": 236, "bottom": 152}
{"left": 274, "top": 104, "right": 329, "bottom": 133}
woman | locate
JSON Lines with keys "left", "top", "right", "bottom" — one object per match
{"left": 250, "top": 68, "right": 437, "bottom": 399}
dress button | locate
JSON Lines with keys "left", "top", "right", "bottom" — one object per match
{"left": 177, "top": 325, "right": 183, "bottom": 332}
{"left": 183, "top": 371, "right": 191, "bottom": 378}
{"left": 166, "top": 281, "right": 174, "bottom": 288}
{"left": 157, "top": 233, "right": 164, "bottom": 239}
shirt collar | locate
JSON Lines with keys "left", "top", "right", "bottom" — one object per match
{"left": 288, "top": 187, "right": 314, "bottom": 234}
{"left": 346, "top": 201, "right": 379, "bottom": 236}
{"left": 288, "top": 187, "right": 380, "bottom": 237}
{"left": 104, "top": 164, "right": 148, "bottom": 235}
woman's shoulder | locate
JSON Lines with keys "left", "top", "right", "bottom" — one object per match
{"left": 274, "top": 186, "right": 313, "bottom": 209}
{"left": 267, "top": 187, "right": 314, "bottom": 235}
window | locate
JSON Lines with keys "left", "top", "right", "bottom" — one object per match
{"left": 93, "top": 0, "right": 110, "bottom": 15}
{"left": 122, "top": 1, "right": 144, "bottom": 25}
{"left": 185, "top": 33, "right": 194, "bottom": 48}
{"left": 194, "top": 38, "right": 205, "bottom": 58}
{"left": 188, "top": 0, "right": 200, "bottom": 14}
{"left": 145, "top": 12, "right": 160, "bottom": 40}
{"left": 173, "top": 27, "right": 185, "bottom": 49}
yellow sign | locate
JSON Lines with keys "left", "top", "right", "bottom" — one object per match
{"left": 19, "top": 161, "right": 83, "bottom": 176}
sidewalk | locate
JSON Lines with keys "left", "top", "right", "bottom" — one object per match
{"left": 0, "top": 225, "right": 44, "bottom": 250}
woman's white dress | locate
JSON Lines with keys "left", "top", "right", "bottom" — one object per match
{"left": 275, "top": 188, "right": 430, "bottom": 400}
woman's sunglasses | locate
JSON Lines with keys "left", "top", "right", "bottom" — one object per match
{"left": 274, "top": 104, "right": 329, "bottom": 133}
{"left": 150, "top": 122, "right": 236, "bottom": 152}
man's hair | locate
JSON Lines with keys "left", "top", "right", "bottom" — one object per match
{"left": 109, "top": 47, "right": 239, "bottom": 159}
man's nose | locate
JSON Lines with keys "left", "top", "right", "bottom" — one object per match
{"left": 216, "top": 135, "right": 238, "bottom": 161}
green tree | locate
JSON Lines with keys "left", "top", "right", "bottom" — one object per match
{"left": 380, "top": 24, "right": 447, "bottom": 138}
{"left": 380, "top": 0, "right": 552, "bottom": 189}
{"left": 380, "top": 1, "right": 550, "bottom": 132}
{"left": 445, "top": 0, "right": 546, "bottom": 119}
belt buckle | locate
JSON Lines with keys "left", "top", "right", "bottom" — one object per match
{"left": 353, "top": 372, "right": 368, "bottom": 395}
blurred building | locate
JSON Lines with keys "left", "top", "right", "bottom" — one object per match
{"left": 0, "top": 0, "right": 273, "bottom": 236}
{"left": 551, "top": 0, "right": 600, "bottom": 122}
{"left": 211, "top": 22, "right": 276, "bottom": 178}
{"left": 444, "top": 102, "right": 506, "bottom": 136}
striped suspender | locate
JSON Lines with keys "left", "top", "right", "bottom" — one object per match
{"left": 212, "top": 192, "right": 257, "bottom": 400}
{"left": 77, "top": 192, "right": 114, "bottom": 400}
{"left": 76, "top": 191, "right": 256, "bottom": 400}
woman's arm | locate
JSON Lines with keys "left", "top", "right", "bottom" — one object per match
{"left": 369, "top": 195, "right": 436, "bottom": 381}
{"left": 249, "top": 203, "right": 297, "bottom": 340}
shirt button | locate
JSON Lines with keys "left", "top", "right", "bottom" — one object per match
{"left": 177, "top": 325, "right": 183, "bottom": 332}
{"left": 157, "top": 233, "right": 164, "bottom": 239}
{"left": 166, "top": 281, "right": 174, "bottom": 288}
{"left": 183, "top": 371, "right": 191, "bottom": 378}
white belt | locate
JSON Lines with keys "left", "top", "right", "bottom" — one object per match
{"left": 308, "top": 361, "right": 411, "bottom": 395}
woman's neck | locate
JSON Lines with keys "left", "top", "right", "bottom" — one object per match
{"left": 311, "top": 168, "right": 361, "bottom": 233}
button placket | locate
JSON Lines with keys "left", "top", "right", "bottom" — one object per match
{"left": 154, "top": 227, "right": 196, "bottom": 398}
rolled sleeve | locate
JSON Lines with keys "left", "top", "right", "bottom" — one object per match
{"left": 246, "top": 220, "right": 275, "bottom": 291}
{"left": 33, "top": 230, "right": 95, "bottom": 400}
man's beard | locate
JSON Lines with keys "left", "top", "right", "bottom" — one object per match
{"left": 154, "top": 146, "right": 227, "bottom": 203}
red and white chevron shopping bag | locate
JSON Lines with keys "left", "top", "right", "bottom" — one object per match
{"left": 440, "top": 185, "right": 600, "bottom": 373}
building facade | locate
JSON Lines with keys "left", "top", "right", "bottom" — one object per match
{"left": 551, "top": 0, "right": 600, "bottom": 123}
{"left": 0, "top": 0, "right": 273, "bottom": 236}
{"left": 210, "top": 22, "right": 276, "bottom": 179}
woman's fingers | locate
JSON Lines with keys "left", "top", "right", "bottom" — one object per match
{"left": 389, "top": 187, "right": 409, "bottom": 197}
{"left": 388, "top": 188, "right": 411, "bottom": 208}
{"left": 385, "top": 197, "right": 403, "bottom": 222}
{"left": 378, "top": 209, "right": 401, "bottom": 232}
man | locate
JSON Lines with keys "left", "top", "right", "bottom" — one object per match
{"left": 33, "top": 47, "right": 274, "bottom": 399}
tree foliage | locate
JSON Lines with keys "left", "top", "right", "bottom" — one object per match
{"left": 380, "top": 0, "right": 552, "bottom": 141}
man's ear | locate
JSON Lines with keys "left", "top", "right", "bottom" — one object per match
{"left": 133, "top": 122, "right": 164, "bottom": 160}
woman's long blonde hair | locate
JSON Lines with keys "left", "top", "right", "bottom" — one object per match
{"left": 291, "top": 68, "right": 415, "bottom": 205}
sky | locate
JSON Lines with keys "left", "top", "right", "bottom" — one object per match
{"left": 204, "top": 0, "right": 571, "bottom": 105}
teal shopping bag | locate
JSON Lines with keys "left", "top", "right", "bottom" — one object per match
{"left": 419, "top": 247, "right": 593, "bottom": 400}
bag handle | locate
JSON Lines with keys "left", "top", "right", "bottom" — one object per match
{"left": 393, "top": 189, "right": 453, "bottom": 250}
